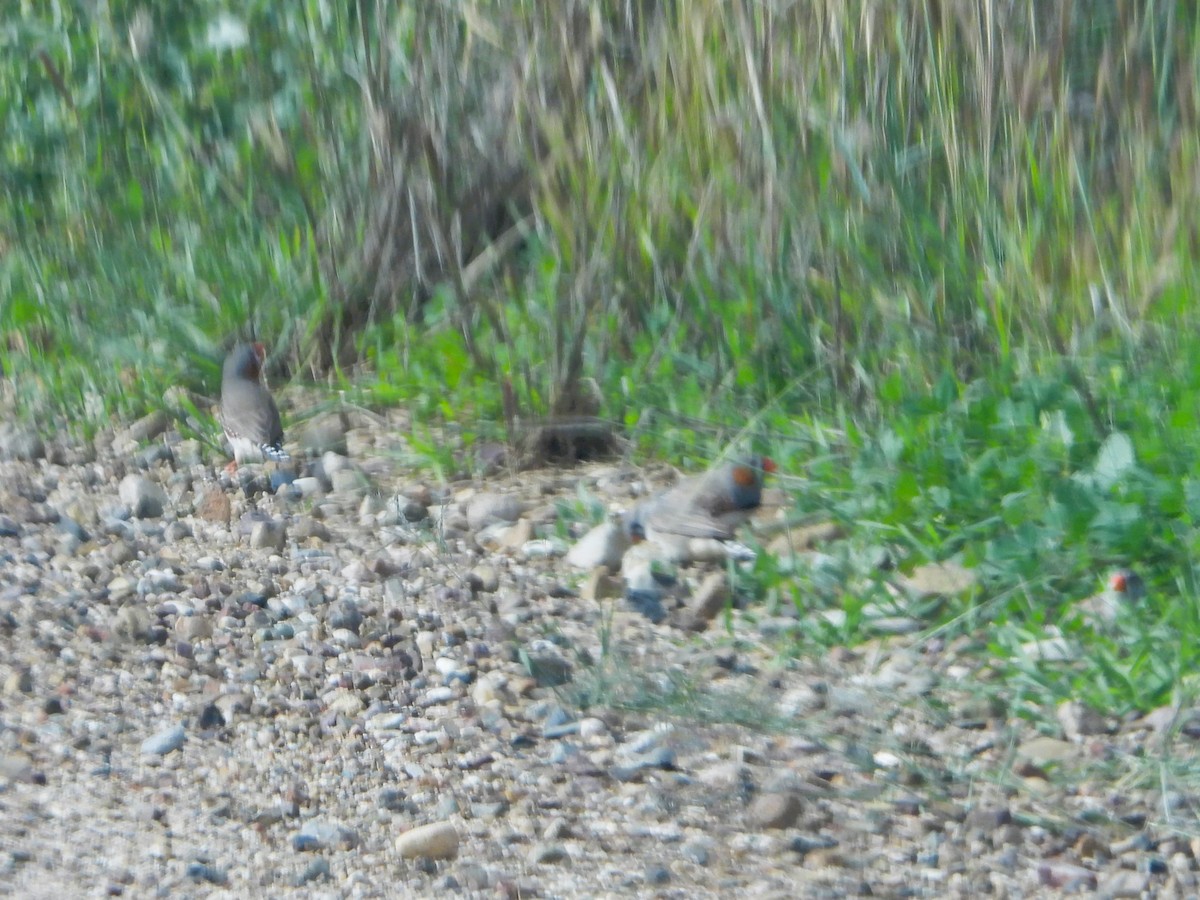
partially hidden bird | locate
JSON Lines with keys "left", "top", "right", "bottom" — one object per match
{"left": 622, "top": 455, "right": 776, "bottom": 562}
{"left": 219, "top": 342, "right": 289, "bottom": 470}
{"left": 1075, "top": 567, "right": 1145, "bottom": 628}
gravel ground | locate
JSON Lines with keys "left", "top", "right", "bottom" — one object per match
{"left": 0, "top": 409, "right": 1196, "bottom": 898}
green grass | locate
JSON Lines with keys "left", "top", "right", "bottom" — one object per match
{"left": 4, "top": 0, "right": 1200, "bottom": 721}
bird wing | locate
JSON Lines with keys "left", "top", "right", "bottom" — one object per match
{"left": 220, "top": 382, "right": 284, "bottom": 448}
{"left": 640, "top": 499, "right": 737, "bottom": 540}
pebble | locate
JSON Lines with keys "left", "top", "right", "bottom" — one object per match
{"left": 327, "top": 599, "right": 363, "bottom": 633}
{"left": 566, "top": 520, "right": 630, "bottom": 570}
{"left": 579, "top": 717, "right": 608, "bottom": 741}
{"left": 580, "top": 568, "right": 624, "bottom": 602}
{"left": 292, "top": 517, "right": 332, "bottom": 542}
{"left": 394, "top": 821, "right": 459, "bottom": 860}
{"left": 294, "top": 820, "right": 359, "bottom": 851}
{"left": 141, "top": 723, "right": 186, "bottom": 756}
{"left": 1057, "top": 699, "right": 1108, "bottom": 739}
{"left": 0, "top": 426, "right": 45, "bottom": 461}
{"left": 681, "top": 839, "right": 713, "bottom": 866}
{"left": 4, "top": 669, "right": 32, "bottom": 695}
{"left": 270, "top": 470, "right": 296, "bottom": 493}
{"left": 523, "top": 643, "right": 572, "bottom": 687}
{"left": 330, "top": 468, "right": 368, "bottom": 496}
{"left": 469, "top": 564, "right": 500, "bottom": 593}
{"left": 185, "top": 862, "right": 227, "bottom": 885}
{"left": 318, "top": 450, "right": 354, "bottom": 478}
{"left": 501, "top": 518, "right": 535, "bottom": 549}
{"left": 118, "top": 474, "right": 166, "bottom": 519}
{"left": 298, "top": 413, "right": 349, "bottom": 455}
{"left": 528, "top": 843, "right": 568, "bottom": 865}
{"left": 900, "top": 561, "right": 978, "bottom": 598}
{"left": 175, "top": 616, "right": 213, "bottom": 642}
{"left": 626, "top": 589, "right": 667, "bottom": 623}
{"left": 789, "top": 834, "right": 839, "bottom": 855}
{"left": 747, "top": 791, "right": 804, "bottom": 830}
{"left": 56, "top": 515, "right": 89, "bottom": 542}
{"left": 521, "top": 537, "right": 567, "bottom": 558}
{"left": 250, "top": 520, "right": 287, "bottom": 551}
{"left": 644, "top": 864, "right": 670, "bottom": 885}
{"left": 134, "top": 444, "right": 173, "bottom": 468}
{"left": 108, "top": 576, "right": 139, "bottom": 605}
{"left": 1016, "top": 736, "right": 1078, "bottom": 766}
{"left": 163, "top": 520, "right": 191, "bottom": 541}
{"left": 293, "top": 476, "right": 325, "bottom": 497}
{"left": 1038, "top": 861, "right": 1098, "bottom": 891}
{"left": 138, "top": 568, "right": 182, "bottom": 594}
{"left": 0, "top": 753, "right": 34, "bottom": 782}
{"left": 115, "top": 410, "right": 169, "bottom": 446}
{"left": 196, "top": 703, "right": 224, "bottom": 729}
{"left": 686, "top": 571, "right": 731, "bottom": 630}
{"left": 466, "top": 493, "right": 525, "bottom": 530}
{"left": 384, "top": 496, "right": 429, "bottom": 524}
{"left": 612, "top": 745, "right": 677, "bottom": 781}
{"left": 294, "top": 856, "right": 332, "bottom": 886}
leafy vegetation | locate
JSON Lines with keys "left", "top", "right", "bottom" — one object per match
{"left": 4, "top": 1, "right": 1200, "bottom": 717}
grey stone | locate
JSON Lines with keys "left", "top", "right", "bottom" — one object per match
{"left": 329, "top": 468, "right": 368, "bottom": 496}
{"left": 528, "top": 843, "right": 568, "bottom": 865}
{"left": 466, "top": 493, "right": 525, "bottom": 530}
{"left": 116, "top": 411, "right": 170, "bottom": 447}
{"left": 249, "top": 520, "right": 287, "bottom": 552}
{"left": 327, "top": 599, "right": 362, "bottom": 633}
{"left": 294, "top": 820, "right": 358, "bottom": 851}
{"left": 469, "top": 565, "right": 500, "bottom": 593}
{"left": 524, "top": 643, "right": 573, "bottom": 687}
{"left": 141, "top": 723, "right": 186, "bottom": 756}
{"left": 0, "top": 752, "right": 34, "bottom": 782}
{"left": 119, "top": 474, "right": 166, "bottom": 519}
{"left": 298, "top": 412, "right": 349, "bottom": 455}
{"left": 394, "top": 821, "right": 459, "bottom": 860}
{"left": 0, "top": 426, "right": 44, "bottom": 461}
{"left": 747, "top": 791, "right": 804, "bottom": 829}
{"left": 292, "top": 477, "right": 325, "bottom": 497}
{"left": 681, "top": 838, "right": 713, "bottom": 866}
{"left": 565, "top": 521, "right": 629, "bottom": 570}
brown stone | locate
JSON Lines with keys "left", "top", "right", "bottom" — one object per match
{"left": 685, "top": 572, "right": 731, "bottom": 631}
{"left": 747, "top": 791, "right": 804, "bottom": 829}
{"left": 196, "top": 487, "right": 231, "bottom": 525}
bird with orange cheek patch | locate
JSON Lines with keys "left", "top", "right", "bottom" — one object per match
{"left": 1075, "top": 568, "right": 1145, "bottom": 628}
{"left": 621, "top": 455, "right": 777, "bottom": 563}
{"left": 219, "top": 342, "right": 289, "bottom": 472}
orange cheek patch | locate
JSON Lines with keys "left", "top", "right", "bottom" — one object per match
{"left": 732, "top": 466, "right": 756, "bottom": 487}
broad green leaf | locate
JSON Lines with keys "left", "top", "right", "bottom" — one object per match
{"left": 1093, "top": 432, "right": 1135, "bottom": 491}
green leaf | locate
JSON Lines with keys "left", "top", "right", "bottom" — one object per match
{"left": 126, "top": 178, "right": 144, "bottom": 214}
{"left": 1185, "top": 478, "right": 1200, "bottom": 522}
{"left": 1093, "top": 432, "right": 1135, "bottom": 491}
